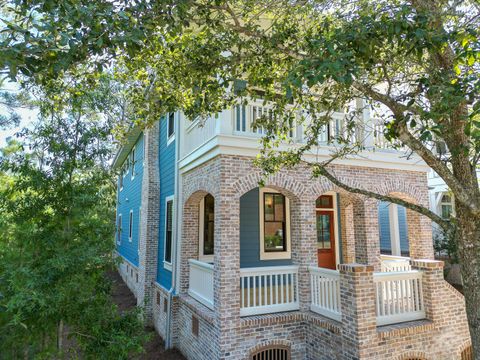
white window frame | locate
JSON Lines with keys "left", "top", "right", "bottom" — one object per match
{"left": 119, "top": 174, "right": 124, "bottom": 192}
{"left": 163, "top": 195, "right": 174, "bottom": 271}
{"left": 167, "top": 112, "right": 175, "bottom": 146}
{"left": 199, "top": 196, "right": 214, "bottom": 263}
{"left": 128, "top": 210, "right": 133, "bottom": 242}
{"left": 123, "top": 159, "right": 129, "bottom": 178}
{"left": 130, "top": 147, "right": 136, "bottom": 180}
{"left": 117, "top": 214, "right": 122, "bottom": 245}
{"left": 259, "top": 187, "right": 291, "bottom": 260}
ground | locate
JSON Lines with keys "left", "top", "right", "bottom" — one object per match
{"left": 109, "top": 271, "right": 186, "bottom": 360}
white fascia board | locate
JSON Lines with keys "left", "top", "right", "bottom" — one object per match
{"left": 179, "top": 134, "right": 429, "bottom": 174}
{"left": 111, "top": 126, "right": 143, "bottom": 170}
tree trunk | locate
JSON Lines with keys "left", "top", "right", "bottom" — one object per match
{"left": 57, "top": 320, "right": 64, "bottom": 352}
{"left": 456, "top": 205, "right": 480, "bottom": 359}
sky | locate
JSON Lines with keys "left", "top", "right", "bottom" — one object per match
{"left": 0, "top": 81, "right": 37, "bottom": 147}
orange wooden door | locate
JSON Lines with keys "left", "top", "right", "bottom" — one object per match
{"left": 316, "top": 211, "right": 336, "bottom": 269}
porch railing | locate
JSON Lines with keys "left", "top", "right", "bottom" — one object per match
{"left": 240, "top": 265, "right": 299, "bottom": 317}
{"left": 309, "top": 267, "right": 342, "bottom": 321}
{"left": 373, "top": 270, "right": 425, "bottom": 326}
{"left": 380, "top": 255, "right": 412, "bottom": 272}
{"left": 188, "top": 259, "right": 214, "bottom": 310}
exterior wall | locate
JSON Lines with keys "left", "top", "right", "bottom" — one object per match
{"left": 117, "top": 253, "right": 140, "bottom": 298}
{"left": 157, "top": 116, "right": 176, "bottom": 289}
{"left": 179, "top": 154, "right": 440, "bottom": 360}
{"left": 153, "top": 283, "right": 170, "bottom": 339}
{"left": 116, "top": 134, "right": 144, "bottom": 266}
{"left": 240, "top": 187, "right": 292, "bottom": 268}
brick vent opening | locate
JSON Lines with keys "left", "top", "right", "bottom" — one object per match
{"left": 163, "top": 297, "right": 168, "bottom": 313}
{"left": 156, "top": 292, "right": 160, "bottom": 305}
{"left": 461, "top": 345, "right": 473, "bottom": 360}
{"left": 192, "top": 315, "right": 199, "bottom": 337}
{"left": 251, "top": 345, "right": 290, "bottom": 360}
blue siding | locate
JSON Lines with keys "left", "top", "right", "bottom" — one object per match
{"left": 156, "top": 116, "right": 175, "bottom": 289}
{"left": 240, "top": 188, "right": 292, "bottom": 268}
{"left": 116, "top": 134, "right": 144, "bottom": 266}
{"left": 378, "top": 201, "right": 409, "bottom": 256}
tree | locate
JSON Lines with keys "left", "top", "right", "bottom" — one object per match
{"left": 1, "top": 0, "right": 479, "bottom": 356}
{"left": 0, "top": 85, "right": 148, "bottom": 358}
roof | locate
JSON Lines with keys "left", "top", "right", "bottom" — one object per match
{"left": 111, "top": 126, "right": 143, "bottom": 170}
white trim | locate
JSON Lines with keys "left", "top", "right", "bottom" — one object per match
{"left": 117, "top": 213, "right": 122, "bottom": 245}
{"left": 128, "top": 209, "right": 133, "bottom": 242}
{"left": 130, "top": 147, "right": 136, "bottom": 181}
{"left": 315, "top": 192, "right": 340, "bottom": 268}
{"left": 119, "top": 174, "right": 124, "bottom": 192}
{"left": 259, "top": 188, "right": 291, "bottom": 260}
{"left": 198, "top": 197, "right": 214, "bottom": 262}
{"left": 167, "top": 112, "right": 176, "bottom": 146}
{"left": 163, "top": 195, "right": 175, "bottom": 271}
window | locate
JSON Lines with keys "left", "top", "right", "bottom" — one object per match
{"left": 259, "top": 188, "right": 291, "bottom": 260}
{"left": 440, "top": 194, "right": 453, "bottom": 219}
{"left": 167, "top": 112, "right": 175, "bottom": 142}
{"left": 119, "top": 174, "right": 123, "bottom": 191}
{"left": 131, "top": 148, "right": 135, "bottom": 179}
{"left": 199, "top": 194, "right": 214, "bottom": 262}
{"left": 123, "top": 159, "right": 129, "bottom": 177}
{"left": 128, "top": 210, "right": 133, "bottom": 242}
{"left": 117, "top": 214, "right": 122, "bottom": 244}
{"left": 164, "top": 197, "right": 174, "bottom": 268}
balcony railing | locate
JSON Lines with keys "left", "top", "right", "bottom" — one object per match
{"left": 240, "top": 265, "right": 299, "bottom": 317}
{"left": 188, "top": 259, "right": 214, "bottom": 310}
{"left": 373, "top": 270, "right": 425, "bottom": 326}
{"left": 380, "top": 255, "right": 412, "bottom": 272}
{"left": 309, "top": 266, "right": 341, "bottom": 321}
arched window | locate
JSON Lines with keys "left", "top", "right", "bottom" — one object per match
{"left": 440, "top": 194, "right": 453, "bottom": 219}
{"left": 251, "top": 345, "right": 290, "bottom": 360}
{"left": 199, "top": 194, "right": 214, "bottom": 262}
{"left": 461, "top": 345, "right": 473, "bottom": 360}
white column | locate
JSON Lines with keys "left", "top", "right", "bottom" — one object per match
{"left": 388, "top": 204, "right": 401, "bottom": 256}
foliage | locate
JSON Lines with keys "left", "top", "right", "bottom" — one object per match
{"left": 0, "top": 96, "right": 147, "bottom": 358}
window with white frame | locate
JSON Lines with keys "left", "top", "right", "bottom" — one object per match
{"left": 131, "top": 147, "right": 135, "bottom": 179}
{"left": 117, "top": 214, "right": 122, "bottom": 244}
{"left": 128, "top": 210, "right": 133, "bottom": 242}
{"left": 164, "top": 197, "right": 174, "bottom": 268}
{"left": 440, "top": 194, "right": 453, "bottom": 219}
{"left": 259, "top": 188, "right": 291, "bottom": 260}
{"left": 167, "top": 112, "right": 175, "bottom": 143}
{"left": 199, "top": 194, "right": 214, "bottom": 262}
{"left": 119, "top": 174, "right": 123, "bottom": 191}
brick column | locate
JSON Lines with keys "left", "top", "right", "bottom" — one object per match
{"left": 407, "top": 210, "right": 434, "bottom": 259}
{"left": 339, "top": 264, "right": 376, "bottom": 360}
{"left": 292, "top": 197, "right": 318, "bottom": 312}
{"left": 138, "top": 122, "right": 160, "bottom": 325}
{"left": 353, "top": 198, "right": 381, "bottom": 270}
{"left": 410, "top": 259, "right": 444, "bottom": 322}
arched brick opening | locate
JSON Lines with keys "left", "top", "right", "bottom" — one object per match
{"left": 386, "top": 192, "right": 434, "bottom": 260}
{"left": 249, "top": 340, "right": 292, "bottom": 360}
{"left": 180, "top": 190, "right": 215, "bottom": 295}
{"left": 459, "top": 342, "right": 473, "bottom": 360}
{"left": 394, "top": 350, "right": 428, "bottom": 360}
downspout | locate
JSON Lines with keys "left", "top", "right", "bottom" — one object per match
{"left": 165, "top": 111, "right": 182, "bottom": 349}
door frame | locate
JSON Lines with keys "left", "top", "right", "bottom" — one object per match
{"left": 315, "top": 192, "right": 340, "bottom": 268}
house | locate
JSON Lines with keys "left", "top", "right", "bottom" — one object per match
{"left": 113, "top": 102, "right": 471, "bottom": 360}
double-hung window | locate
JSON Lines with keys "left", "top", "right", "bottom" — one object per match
{"left": 164, "top": 197, "right": 174, "bottom": 269}
{"left": 199, "top": 194, "right": 214, "bottom": 262}
{"left": 167, "top": 112, "right": 175, "bottom": 145}
{"left": 259, "top": 188, "right": 291, "bottom": 260}
{"left": 119, "top": 174, "right": 123, "bottom": 191}
{"left": 117, "top": 214, "right": 122, "bottom": 244}
{"left": 441, "top": 194, "right": 453, "bottom": 219}
{"left": 131, "top": 148, "right": 135, "bottom": 180}
{"left": 128, "top": 210, "right": 133, "bottom": 242}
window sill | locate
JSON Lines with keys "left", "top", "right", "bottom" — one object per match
{"left": 164, "top": 261, "right": 172, "bottom": 271}
{"left": 167, "top": 135, "right": 175, "bottom": 146}
{"left": 260, "top": 251, "right": 291, "bottom": 260}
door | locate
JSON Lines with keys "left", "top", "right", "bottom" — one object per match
{"left": 316, "top": 210, "right": 336, "bottom": 269}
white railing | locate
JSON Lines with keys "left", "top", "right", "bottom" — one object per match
{"left": 240, "top": 265, "right": 299, "bottom": 317}
{"left": 373, "top": 270, "right": 425, "bottom": 326}
{"left": 380, "top": 255, "right": 412, "bottom": 272}
{"left": 309, "top": 267, "right": 342, "bottom": 321}
{"left": 188, "top": 259, "right": 214, "bottom": 310}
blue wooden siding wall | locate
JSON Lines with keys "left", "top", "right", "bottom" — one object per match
{"left": 378, "top": 201, "right": 409, "bottom": 255}
{"left": 116, "top": 134, "right": 144, "bottom": 266}
{"left": 156, "top": 116, "right": 175, "bottom": 289}
{"left": 240, "top": 188, "right": 293, "bottom": 268}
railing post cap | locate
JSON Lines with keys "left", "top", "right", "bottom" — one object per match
{"left": 410, "top": 259, "right": 444, "bottom": 269}
{"left": 338, "top": 263, "right": 374, "bottom": 273}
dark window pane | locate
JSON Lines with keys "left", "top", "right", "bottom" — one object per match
{"left": 264, "top": 222, "right": 285, "bottom": 252}
{"left": 165, "top": 200, "right": 173, "bottom": 263}
{"left": 264, "top": 193, "right": 275, "bottom": 221}
{"left": 203, "top": 194, "right": 214, "bottom": 255}
{"left": 168, "top": 112, "right": 175, "bottom": 138}
{"left": 129, "top": 211, "right": 133, "bottom": 239}
{"left": 316, "top": 213, "right": 331, "bottom": 249}
{"left": 316, "top": 195, "right": 333, "bottom": 209}
{"left": 273, "top": 194, "right": 284, "bottom": 221}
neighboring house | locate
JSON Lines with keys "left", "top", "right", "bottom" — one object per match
{"left": 113, "top": 104, "right": 471, "bottom": 360}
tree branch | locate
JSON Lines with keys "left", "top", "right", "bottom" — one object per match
{"left": 312, "top": 163, "right": 452, "bottom": 231}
